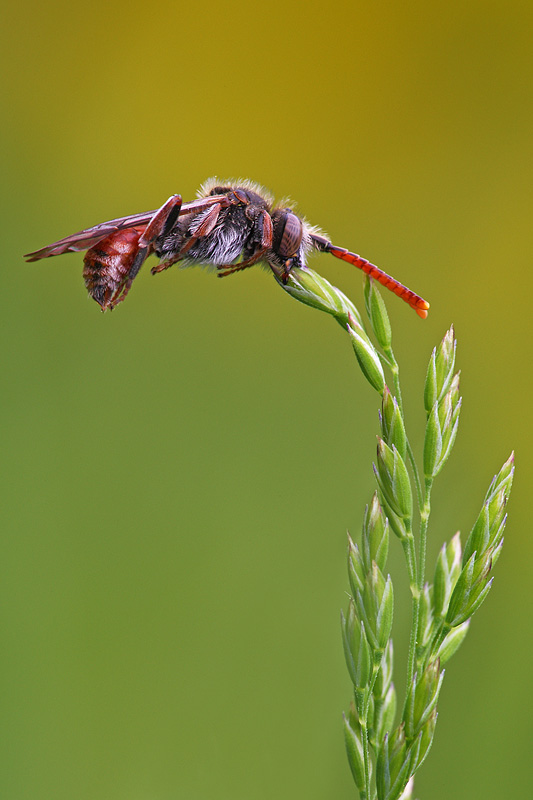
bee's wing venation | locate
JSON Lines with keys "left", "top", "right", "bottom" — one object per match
{"left": 23, "top": 212, "right": 156, "bottom": 261}
{"left": 24, "top": 195, "right": 228, "bottom": 261}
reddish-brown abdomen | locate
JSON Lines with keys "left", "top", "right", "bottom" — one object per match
{"left": 83, "top": 227, "right": 144, "bottom": 310}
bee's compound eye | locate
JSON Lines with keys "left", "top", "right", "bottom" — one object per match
{"left": 273, "top": 211, "right": 303, "bottom": 259}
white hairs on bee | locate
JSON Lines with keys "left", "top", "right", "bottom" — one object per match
{"left": 198, "top": 177, "right": 274, "bottom": 207}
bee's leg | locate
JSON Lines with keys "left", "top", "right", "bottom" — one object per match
{"left": 151, "top": 202, "right": 223, "bottom": 274}
{"left": 108, "top": 244, "right": 152, "bottom": 308}
{"left": 84, "top": 226, "right": 153, "bottom": 311}
{"left": 138, "top": 194, "right": 182, "bottom": 247}
{"left": 217, "top": 210, "right": 273, "bottom": 278}
{"left": 96, "top": 193, "right": 184, "bottom": 306}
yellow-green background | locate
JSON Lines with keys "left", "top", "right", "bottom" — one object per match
{"left": 2, "top": 1, "right": 532, "bottom": 798}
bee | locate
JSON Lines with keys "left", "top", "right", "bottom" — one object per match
{"left": 24, "top": 178, "right": 429, "bottom": 318}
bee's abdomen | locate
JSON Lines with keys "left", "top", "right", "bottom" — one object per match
{"left": 83, "top": 228, "right": 143, "bottom": 310}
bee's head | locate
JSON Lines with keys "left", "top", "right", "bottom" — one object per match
{"left": 271, "top": 208, "right": 303, "bottom": 261}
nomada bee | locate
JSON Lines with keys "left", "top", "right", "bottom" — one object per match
{"left": 25, "top": 178, "right": 429, "bottom": 318}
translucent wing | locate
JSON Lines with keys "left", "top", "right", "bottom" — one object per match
{"left": 24, "top": 195, "right": 228, "bottom": 261}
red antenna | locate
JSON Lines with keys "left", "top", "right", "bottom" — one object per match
{"left": 327, "top": 245, "right": 430, "bottom": 319}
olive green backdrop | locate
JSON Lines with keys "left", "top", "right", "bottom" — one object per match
{"left": 2, "top": 1, "right": 532, "bottom": 798}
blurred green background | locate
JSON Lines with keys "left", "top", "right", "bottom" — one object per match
{"left": 2, "top": 1, "right": 532, "bottom": 798}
